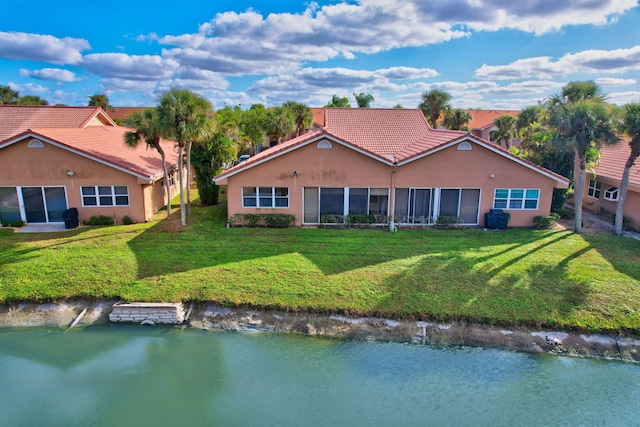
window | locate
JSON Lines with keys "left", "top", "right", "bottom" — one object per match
{"left": 160, "top": 172, "right": 175, "bottom": 187}
{"left": 394, "top": 188, "right": 433, "bottom": 224}
{"left": 604, "top": 186, "right": 619, "bottom": 201}
{"left": 587, "top": 180, "right": 601, "bottom": 199}
{"left": 317, "top": 141, "right": 332, "bottom": 149}
{"left": 493, "top": 188, "right": 539, "bottom": 210}
{"left": 28, "top": 139, "right": 44, "bottom": 148}
{"left": 303, "top": 187, "right": 389, "bottom": 223}
{"left": 242, "top": 187, "right": 289, "bottom": 208}
{"left": 81, "top": 186, "right": 129, "bottom": 207}
{"left": 457, "top": 142, "right": 472, "bottom": 151}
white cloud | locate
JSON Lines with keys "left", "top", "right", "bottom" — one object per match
{"left": 19, "top": 68, "right": 80, "bottom": 82}
{"left": 0, "top": 31, "right": 89, "bottom": 64}
{"left": 100, "top": 78, "right": 157, "bottom": 93}
{"left": 7, "top": 82, "right": 49, "bottom": 95}
{"left": 81, "top": 53, "right": 179, "bottom": 80}
{"left": 475, "top": 45, "right": 640, "bottom": 80}
{"left": 595, "top": 77, "right": 637, "bottom": 86}
{"left": 607, "top": 91, "right": 640, "bottom": 105}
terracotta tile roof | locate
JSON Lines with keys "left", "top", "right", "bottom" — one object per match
{"left": 7, "top": 126, "right": 178, "bottom": 180}
{"left": 466, "top": 109, "right": 519, "bottom": 130}
{"left": 214, "top": 108, "right": 568, "bottom": 186}
{"left": 0, "top": 105, "right": 115, "bottom": 142}
{"left": 594, "top": 138, "right": 640, "bottom": 189}
{"left": 323, "top": 108, "right": 454, "bottom": 156}
{"left": 107, "top": 107, "right": 149, "bottom": 122}
{"left": 311, "top": 108, "right": 325, "bottom": 127}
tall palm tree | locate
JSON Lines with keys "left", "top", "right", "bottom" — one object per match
{"left": 324, "top": 95, "right": 350, "bottom": 108}
{"left": 353, "top": 92, "right": 374, "bottom": 108}
{"left": 124, "top": 108, "right": 173, "bottom": 219}
{"left": 546, "top": 85, "right": 619, "bottom": 233}
{"left": 191, "top": 130, "right": 237, "bottom": 206}
{"left": 490, "top": 115, "right": 517, "bottom": 149}
{"left": 443, "top": 108, "right": 472, "bottom": 131}
{"left": 158, "top": 88, "right": 214, "bottom": 225}
{"left": 516, "top": 105, "right": 543, "bottom": 138}
{"left": 266, "top": 106, "right": 295, "bottom": 144}
{"left": 0, "top": 85, "right": 19, "bottom": 105}
{"left": 283, "top": 101, "right": 313, "bottom": 136}
{"left": 418, "top": 89, "right": 451, "bottom": 128}
{"left": 615, "top": 102, "right": 640, "bottom": 236}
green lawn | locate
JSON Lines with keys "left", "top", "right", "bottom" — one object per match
{"left": 1, "top": 197, "right": 640, "bottom": 333}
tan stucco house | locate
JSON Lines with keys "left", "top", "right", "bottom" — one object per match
{"left": 215, "top": 108, "right": 569, "bottom": 228}
{"left": 466, "top": 109, "right": 520, "bottom": 144}
{"left": 0, "top": 106, "right": 179, "bottom": 225}
{"left": 583, "top": 139, "right": 640, "bottom": 230}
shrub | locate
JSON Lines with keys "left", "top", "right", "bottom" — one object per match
{"left": 346, "top": 214, "right": 374, "bottom": 226}
{"left": 1, "top": 219, "right": 8, "bottom": 227}
{"left": 320, "top": 214, "right": 346, "bottom": 225}
{"left": 553, "top": 208, "right": 573, "bottom": 219}
{"left": 262, "top": 214, "right": 296, "bottom": 228}
{"left": 533, "top": 213, "right": 560, "bottom": 229}
{"left": 87, "top": 215, "right": 114, "bottom": 226}
{"left": 9, "top": 219, "right": 24, "bottom": 227}
{"left": 122, "top": 215, "right": 134, "bottom": 225}
{"left": 434, "top": 215, "right": 463, "bottom": 229}
{"left": 228, "top": 213, "right": 295, "bottom": 228}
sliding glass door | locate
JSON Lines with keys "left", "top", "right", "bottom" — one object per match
{"left": 16, "top": 186, "right": 68, "bottom": 223}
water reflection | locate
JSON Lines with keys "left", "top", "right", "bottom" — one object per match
{"left": 0, "top": 326, "right": 638, "bottom": 426}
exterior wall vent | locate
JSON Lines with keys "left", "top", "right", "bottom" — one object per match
{"left": 317, "top": 140, "right": 332, "bottom": 149}
{"left": 28, "top": 139, "right": 44, "bottom": 148}
{"left": 458, "top": 142, "right": 472, "bottom": 151}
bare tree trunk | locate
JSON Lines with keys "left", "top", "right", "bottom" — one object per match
{"left": 177, "top": 144, "right": 187, "bottom": 226}
{"left": 185, "top": 140, "right": 192, "bottom": 217}
{"left": 573, "top": 151, "right": 586, "bottom": 234}
{"left": 158, "top": 147, "right": 171, "bottom": 219}
{"left": 615, "top": 166, "right": 631, "bottom": 236}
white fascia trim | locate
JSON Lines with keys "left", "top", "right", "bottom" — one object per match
{"left": 1, "top": 133, "right": 153, "bottom": 181}
{"left": 397, "top": 135, "right": 570, "bottom": 185}
{"left": 214, "top": 134, "right": 394, "bottom": 183}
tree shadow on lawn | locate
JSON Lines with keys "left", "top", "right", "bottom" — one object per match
{"left": 373, "top": 242, "right": 592, "bottom": 325}
{"left": 579, "top": 233, "right": 640, "bottom": 282}
{"left": 125, "top": 218, "right": 562, "bottom": 280}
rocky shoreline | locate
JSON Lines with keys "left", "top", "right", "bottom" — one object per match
{"left": 1, "top": 300, "right": 639, "bottom": 362}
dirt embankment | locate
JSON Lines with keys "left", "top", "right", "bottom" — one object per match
{"left": 1, "top": 300, "right": 639, "bottom": 363}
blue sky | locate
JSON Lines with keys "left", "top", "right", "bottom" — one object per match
{"left": 1, "top": 0, "right": 640, "bottom": 110}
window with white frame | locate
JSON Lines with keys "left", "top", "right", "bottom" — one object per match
{"left": 81, "top": 186, "right": 129, "bottom": 206}
{"left": 242, "top": 187, "right": 289, "bottom": 208}
{"left": 493, "top": 188, "right": 539, "bottom": 210}
{"left": 587, "top": 179, "right": 601, "bottom": 199}
{"left": 302, "top": 187, "right": 389, "bottom": 223}
{"left": 604, "top": 186, "right": 619, "bottom": 201}
{"left": 160, "top": 171, "right": 175, "bottom": 187}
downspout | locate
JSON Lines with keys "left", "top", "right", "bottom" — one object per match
{"left": 389, "top": 162, "right": 398, "bottom": 232}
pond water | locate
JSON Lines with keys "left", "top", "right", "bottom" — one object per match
{"left": 1, "top": 326, "right": 639, "bottom": 427}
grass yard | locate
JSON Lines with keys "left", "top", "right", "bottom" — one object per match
{"left": 1, "top": 195, "right": 640, "bottom": 333}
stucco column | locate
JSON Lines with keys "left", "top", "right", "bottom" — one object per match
{"left": 389, "top": 163, "right": 398, "bottom": 232}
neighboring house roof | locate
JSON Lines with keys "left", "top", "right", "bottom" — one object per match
{"left": 215, "top": 108, "right": 569, "bottom": 186}
{"left": 466, "top": 110, "right": 519, "bottom": 131}
{"left": 311, "top": 108, "right": 325, "bottom": 127}
{"left": 0, "top": 105, "right": 116, "bottom": 142}
{"left": 593, "top": 138, "right": 640, "bottom": 190}
{"left": 107, "top": 107, "right": 149, "bottom": 122}
{"left": 1, "top": 127, "right": 178, "bottom": 181}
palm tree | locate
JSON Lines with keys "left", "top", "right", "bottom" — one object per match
{"left": 191, "top": 130, "right": 237, "bottom": 206}
{"left": 418, "top": 89, "right": 451, "bottom": 128}
{"left": 516, "top": 105, "right": 543, "bottom": 138}
{"left": 546, "top": 83, "right": 619, "bottom": 233}
{"left": 265, "top": 106, "right": 295, "bottom": 144}
{"left": 615, "top": 102, "right": 640, "bottom": 236}
{"left": 353, "top": 92, "right": 374, "bottom": 108}
{"left": 490, "top": 115, "right": 517, "bottom": 149}
{"left": 283, "top": 101, "right": 313, "bottom": 137}
{"left": 17, "top": 95, "right": 48, "bottom": 105}
{"left": 88, "top": 94, "right": 111, "bottom": 111}
{"left": 124, "top": 108, "right": 172, "bottom": 219}
{"left": 241, "top": 104, "right": 268, "bottom": 154}
{"left": 0, "top": 85, "right": 19, "bottom": 105}
{"left": 443, "top": 108, "right": 472, "bottom": 131}
{"left": 158, "top": 88, "right": 214, "bottom": 225}
{"left": 324, "top": 95, "right": 351, "bottom": 108}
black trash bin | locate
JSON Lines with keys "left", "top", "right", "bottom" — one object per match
{"left": 63, "top": 208, "right": 79, "bottom": 229}
{"left": 485, "top": 208, "right": 510, "bottom": 230}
